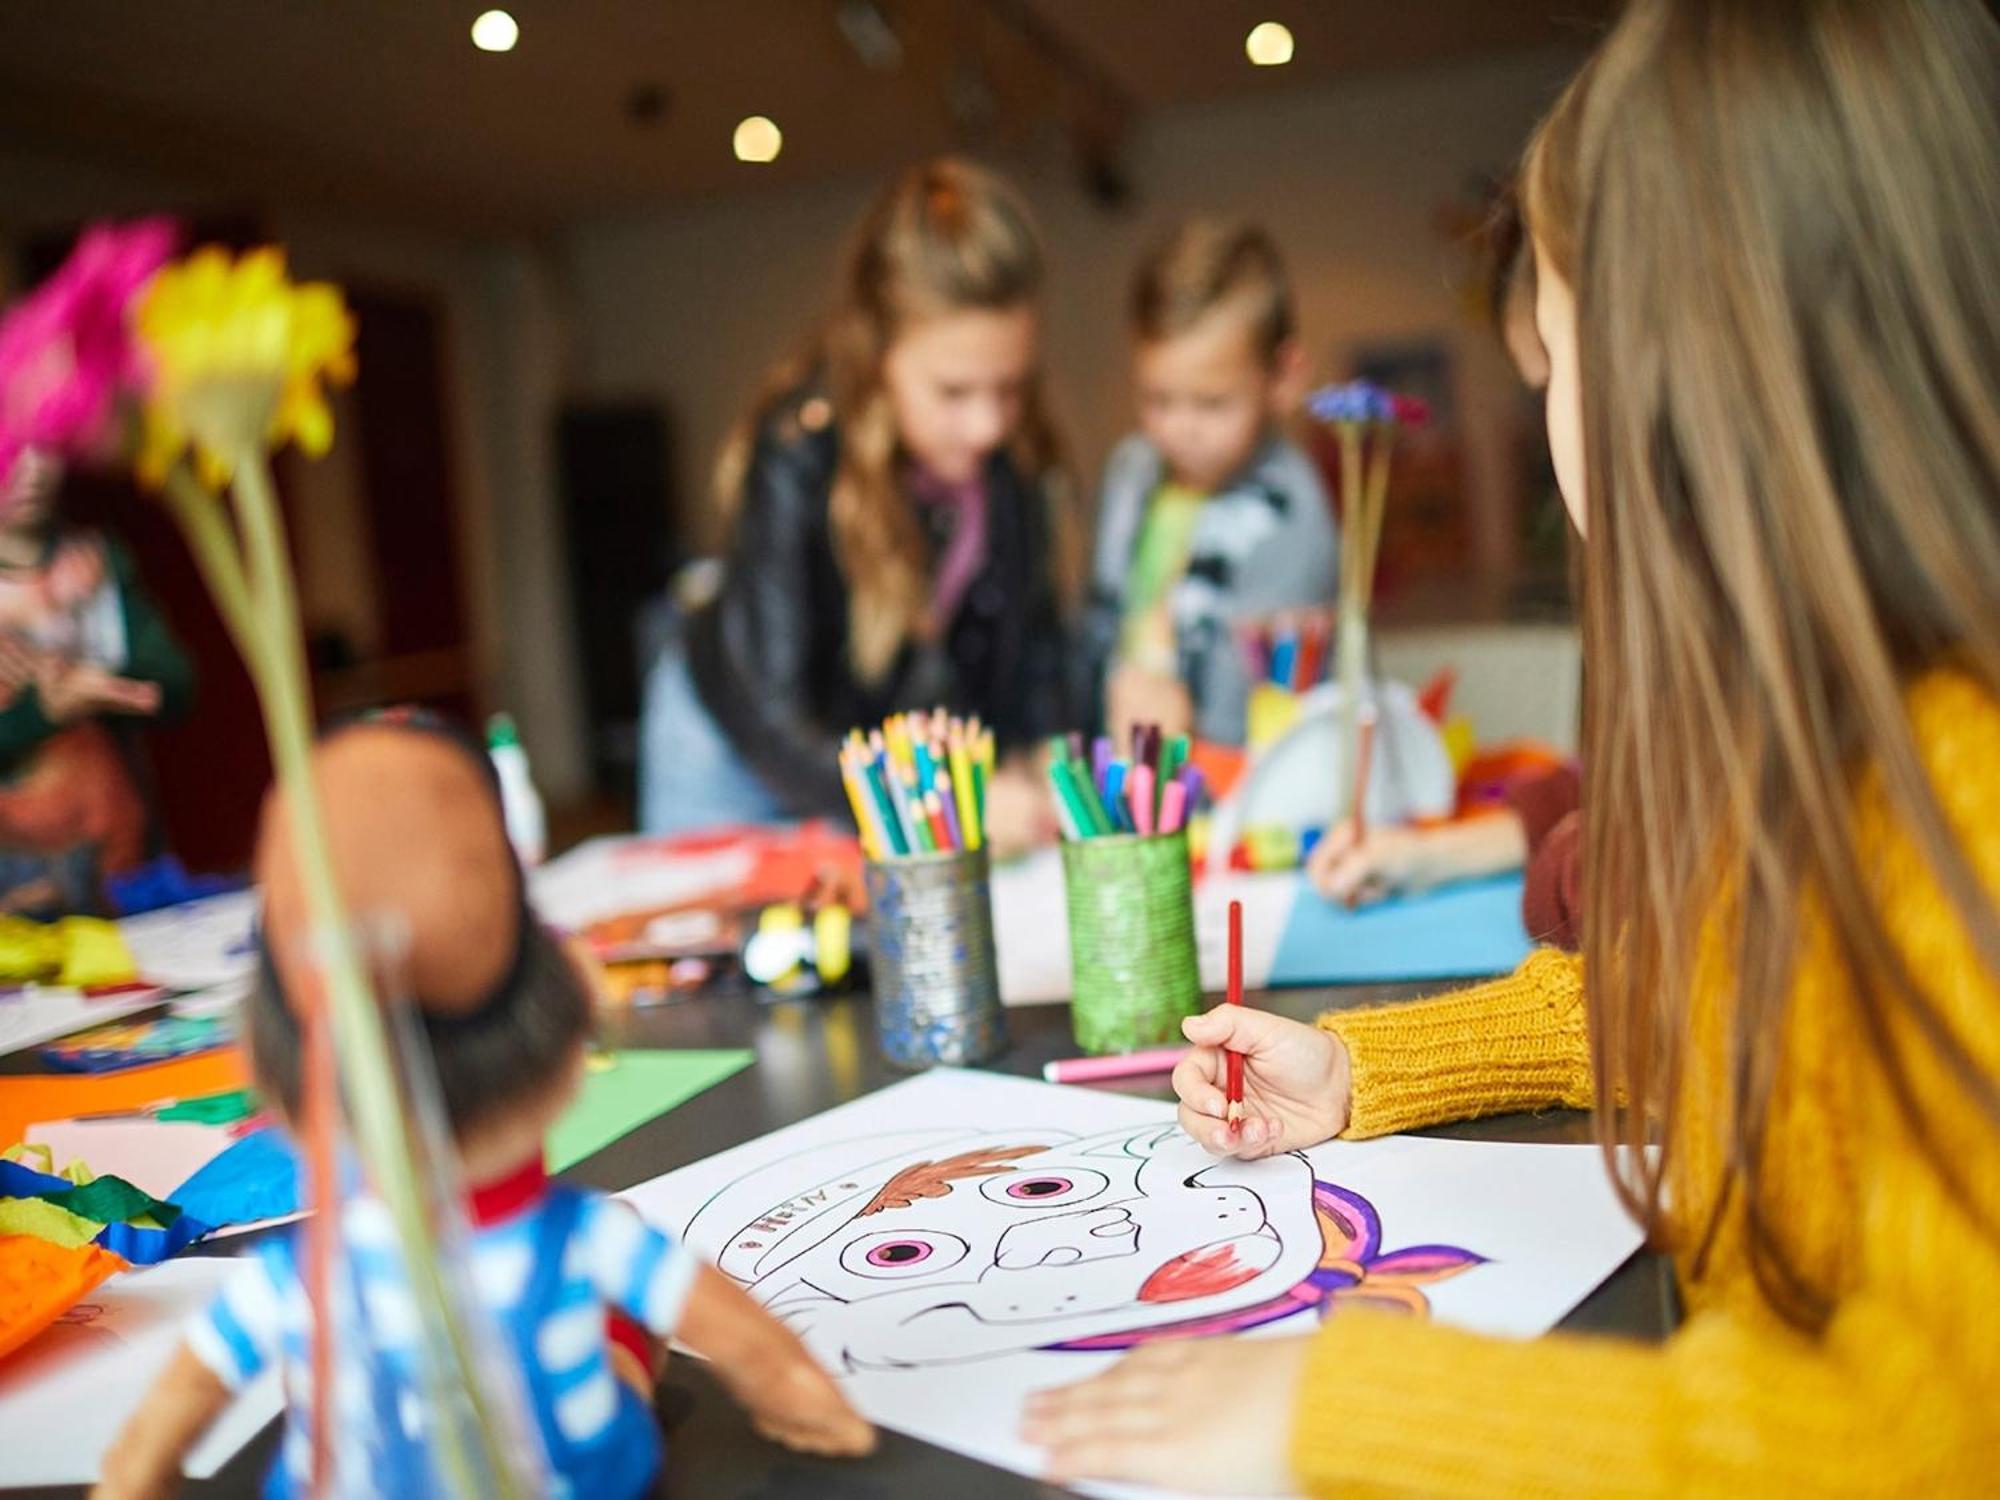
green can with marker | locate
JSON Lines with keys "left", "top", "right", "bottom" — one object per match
{"left": 1060, "top": 829, "right": 1202, "bottom": 1055}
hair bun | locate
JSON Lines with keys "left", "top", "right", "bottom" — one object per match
{"left": 255, "top": 725, "right": 520, "bottom": 1021}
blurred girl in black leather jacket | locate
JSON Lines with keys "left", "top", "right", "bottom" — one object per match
{"left": 638, "top": 159, "right": 1071, "bottom": 853}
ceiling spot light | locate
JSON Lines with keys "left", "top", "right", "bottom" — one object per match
{"left": 734, "top": 115, "right": 783, "bottom": 163}
{"left": 472, "top": 10, "right": 519, "bottom": 53}
{"left": 1245, "top": 22, "right": 1294, "bottom": 67}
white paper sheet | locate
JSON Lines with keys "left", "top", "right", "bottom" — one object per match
{"left": 168, "top": 975, "right": 251, "bottom": 1020}
{"left": 117, "top": 890, "right": 260, "bottom": 992}
{"left": 529, "top": 835, "right": 756, "bottom": 931}
{"left": 0, "top": 983, "right": 166, "bottom": 1059}
{"left": 25, "top": 1116, "right": 236, "bottom": 1198}
{"left": 621, "top": 1070, "right": 1644, "bottom": 1498}
{"left": 991, "top": 849, "right": 1290, "bottom": 1005}
{"left": 0, "top": 1259, "right": 281, "bottom": 1487}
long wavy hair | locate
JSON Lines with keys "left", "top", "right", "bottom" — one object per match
{"left": 716, "top": 158, "right": 1066, "bottom": 682}
{"left": 1526, "top": 0, "right": 2000, "bottom": 1328}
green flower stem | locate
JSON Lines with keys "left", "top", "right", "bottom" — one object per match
{"left": 222, "top": 456, "right": 509, "bottom": 1498}
{"left": 160, "top": 469, "right": 266, "bottom": 682}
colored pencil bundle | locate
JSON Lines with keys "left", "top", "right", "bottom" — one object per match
{"left": 839, "top": 709, "right": 995, "bottom": 860}
{"left": 1240, "top": 610, "right": 1335, "bottom": 694}
{"left": 1045, "top": 723, "right": 1204, "bottom": 842}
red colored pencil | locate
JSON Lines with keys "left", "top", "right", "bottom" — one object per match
{"left": 1225, "top": 898, "right": 1246, "bottom": 1131}
{"left": 922, "top": 790, "right": 954, "bottom": 851}
{"left": 1297, "top": 615, "right": 1328, "bottom": 689}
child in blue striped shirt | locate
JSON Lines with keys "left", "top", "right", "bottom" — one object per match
{"left": 96, "top": 723, "right": 870, "bottom": 1498}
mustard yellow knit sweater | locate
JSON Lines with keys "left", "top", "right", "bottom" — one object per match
{"left": 1295, "top": 670, "right": 2000, "bottom": 1496}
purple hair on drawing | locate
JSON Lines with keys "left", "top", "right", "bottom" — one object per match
{"left": 1045, "top": 1181, "right": 1485, "bottom": 1352}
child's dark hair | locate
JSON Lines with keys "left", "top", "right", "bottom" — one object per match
{"left": 1130, "top": 219, "right": 1296, "bottom": 365}
{"left": 246, "top": 920, "right": 592, "bottom": 1138}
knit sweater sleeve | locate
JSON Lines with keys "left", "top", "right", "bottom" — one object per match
{"left": 1290, "top": 1280, "right": 1994, "bottom": 1499}
{"left": 1318, "top": 947, "right": 1593, "bottom": 1139}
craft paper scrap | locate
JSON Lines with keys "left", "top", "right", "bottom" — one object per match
{"left": 990, "top": 846, "right": 1076, "bottom": 1005}
{"left": 0, "top": 1233, "right": 127, "bottom": 1361}
{"left": 0, "top": 1258, "right": 281, "bottom": 1487}
{"left": 167, "top": 976, "right": 251, "bottom": 1021}
{"left": 157, "top": 1089, "right": 259, "bottom": 1125}
{"left": 116, "top": 890, "right": 259, "bottom": 992}
{"left": 0, "top": 915, "right": 138, "bottom": 988}
{"left": 547, "top": 1048, "right": 754, "bottom": 1173}
{"left": 167, "top": 1126, "right": 300, "bottom": 1237}
{"left": 620, "top": 1070, "right": 1642, "bottom": 1500}
{"left": 64, "top": 1050, "right": 762, "bottom": 1239}
{"left": 0, "top": 1156, "right": 212, "bottom": 1265}
{"left": 530, "top": 835, "right": 757, "bottom": 932}
{"left": 0, "top": 1049, "right": 247, "bottom": 1153}
{"left": 0, "top": 984, "right": 166, "bottom": 1064}
{"left": 1269, "top": 874, "right": 1533, "bottom": 986}
{"left": 26, "top": 1116, "right": 240, "bottom": 1199}
{"left": 40, "top": 1012, "right": 233, "bottom": 1073}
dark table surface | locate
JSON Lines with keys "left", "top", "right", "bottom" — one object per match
{"left": 16, "top": 980, "right": 1673, "bottom": 1499}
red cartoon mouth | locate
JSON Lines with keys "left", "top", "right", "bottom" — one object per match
{"left": 1137, "top": 1229, "right": 1280, "bottom": 1303}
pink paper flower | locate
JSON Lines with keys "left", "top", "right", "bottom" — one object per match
{"left": 1390, "top": 393, "right": 1433, "bottom": 430}
{"left": 0, "top": 218, "right": 178, "bottom": 487}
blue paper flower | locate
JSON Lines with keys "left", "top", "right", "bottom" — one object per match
{"left": 1307, "top": 380, "right": 1394, "bottom": 425}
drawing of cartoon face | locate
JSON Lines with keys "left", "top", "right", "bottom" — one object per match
{"left": 696, "top": 1123, "right": 1324, "bottom": 1370}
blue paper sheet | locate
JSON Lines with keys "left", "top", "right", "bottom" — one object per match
{"left": 169, "top": 1125, "right": 299, "bottom": 1230}
{"left": 1269, "top": 874, "right": 1534, "bottom": 986}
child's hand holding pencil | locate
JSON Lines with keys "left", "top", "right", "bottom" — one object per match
{"left": 1173, "top": 1003, "right": 1352, "bottom": 1158}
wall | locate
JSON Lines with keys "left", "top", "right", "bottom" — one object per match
{"left": 0, "top": 42, "right": 1584, "bottom": 828}
{"left": 0, "top": 142, "right": 594, "bottom": 804}
{"left": 561, "top": 46, "right": 1583, "bottom": 584}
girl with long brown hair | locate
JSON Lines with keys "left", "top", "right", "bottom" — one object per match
{"left": 639, "top": 159, "right": 1066, "bottom": 850}
{"left": 1025, "top": 0, "right": 2000, "bottom": 1491}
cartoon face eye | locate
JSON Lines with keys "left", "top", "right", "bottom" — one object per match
{"left": 979, "top": 1167, "right": 1109, "bottom": 1208}
{"left": 840, "top": 1230, "right": 969, "bottom": 1279}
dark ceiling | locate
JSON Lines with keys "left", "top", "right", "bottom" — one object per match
{"left": 0, "top": 1, "right": 1616, "bottom": 231}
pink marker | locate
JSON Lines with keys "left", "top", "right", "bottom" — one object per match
{"left": 1159, "top": 780, "right": 1188, "bottom": 835}
{"left": 1042, "top": 1046, "right": 1188, "bottom": 1084}
{"left": 1130, "top": 764, "right": 1156, "bottom": 837}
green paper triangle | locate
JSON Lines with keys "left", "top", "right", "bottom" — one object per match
{"left": 546, "top": 1049, "right": 753, "bottom": 1174}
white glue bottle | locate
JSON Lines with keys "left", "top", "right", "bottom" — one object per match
{"left": 487, "top": 713, "right": 547, "bottom": 867}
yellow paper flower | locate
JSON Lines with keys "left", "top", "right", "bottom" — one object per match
{"left": 133, "top": 246, "right": 356, "bottom": 487}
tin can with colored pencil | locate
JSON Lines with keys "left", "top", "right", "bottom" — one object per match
{"left": 1060, "top": 829, "right": 1201, "bottom": 1055}
{"left": 863, "top": 847, "right": 1007, "bottom": 1068}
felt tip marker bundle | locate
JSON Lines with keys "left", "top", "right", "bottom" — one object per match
{"left": 840, "top": 710, "right": 994, "bottom": 860}
{"left": 1046, "top": 722, "right": 1201, "bottom": 841}
{"left": 1239, "top": 611, "right": 1335, "bottom": 694}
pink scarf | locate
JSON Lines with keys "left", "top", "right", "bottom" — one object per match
{"left": 906, "top": 466, "right": 989, "bottom": 628}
